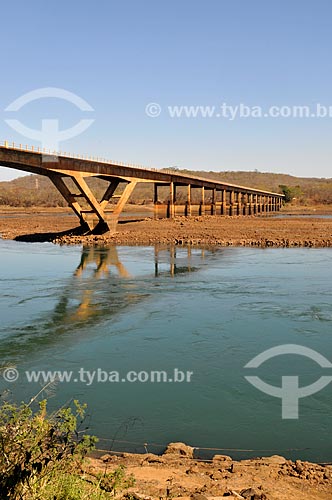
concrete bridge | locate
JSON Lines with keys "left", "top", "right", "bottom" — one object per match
{"left": 0, "top": 141, "right": 284, "bottom": 232}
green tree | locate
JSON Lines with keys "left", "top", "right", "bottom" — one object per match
{"left": 279, "top": 184, "right": 303, "bottom": 203}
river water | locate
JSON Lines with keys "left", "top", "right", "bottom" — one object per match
{"left": 0, "top": 240, "right": 332, "bottom": 462}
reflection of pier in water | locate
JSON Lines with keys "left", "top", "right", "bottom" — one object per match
{"left": 66, "top": 246, "right": 132, "bottom": 322}
{"left": 69, "top": 245, "right": 205, "bottom": 320}
{"left": 0, "top": 245, "right": 213, "bottom": 361}
{"left": 154, "top": 245, "right": 206, "bottom": 277}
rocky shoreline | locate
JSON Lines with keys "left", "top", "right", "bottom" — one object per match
{"left": 53, "top": 214, "right": 332, "bottom": 248}
{"left": 86, "top": 442, "right": 332, "bottom": 499}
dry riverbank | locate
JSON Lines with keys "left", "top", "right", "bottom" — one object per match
{"left": 85, "top": 442, "right": 332, "bottom": 500}
{"left": 1, "top": 207, "right": 332, "bottom": 247}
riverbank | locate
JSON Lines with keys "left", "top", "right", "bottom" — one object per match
{"left": 1, "top": 207, "right": 332, "bottom": 247}
{"left": 85, "top": 442, "right": 332, "bottom": 499}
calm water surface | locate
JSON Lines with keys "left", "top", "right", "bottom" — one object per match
{"left": 0, "top": 240, "right": 332, "bottom": 462}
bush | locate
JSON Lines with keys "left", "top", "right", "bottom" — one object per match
{"left": 0, "top": 399, "right": 97, "bottom": 500}
{"left": 0, "top": 398, "right": 136, "bottom": 500}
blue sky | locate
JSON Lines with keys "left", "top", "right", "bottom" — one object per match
{"left": 1, "top": 0, "right": 332, "bottom": 180}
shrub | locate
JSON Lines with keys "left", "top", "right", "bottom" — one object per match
{"left": 0, "top": 399, "right": 96, "bottom": 500}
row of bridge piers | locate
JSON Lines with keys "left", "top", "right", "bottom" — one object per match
{"left": 154, "top": 183, "right": 283, "bottom": 218}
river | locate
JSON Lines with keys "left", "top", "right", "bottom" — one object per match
{"left": 0, "top": 240, "right": 331, "bottom": 462}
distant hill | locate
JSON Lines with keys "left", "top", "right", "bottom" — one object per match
{"left": 1, "top": 169, "right": 332, "bottom": 207}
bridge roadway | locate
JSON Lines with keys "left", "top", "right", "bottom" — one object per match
{"left": 0, "top": 141, "right": 284, "bottom": 233}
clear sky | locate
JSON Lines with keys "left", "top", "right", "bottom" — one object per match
{"left": 1, "top": 0, "right": 332, "bottom": 180}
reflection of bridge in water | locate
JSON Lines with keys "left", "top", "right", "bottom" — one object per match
{"left": 0, "top": 245, "right": 213, "bottom": 361}
{"left": 0, "top": 142, "right": 284, "bottom": 233}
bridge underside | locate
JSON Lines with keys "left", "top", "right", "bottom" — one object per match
{"left": 0, "top": 144, "right": 284, "bottom": 234}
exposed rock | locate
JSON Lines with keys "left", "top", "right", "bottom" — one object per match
{"left": 141, "top": 453, "right": 165, "bottom": 464}
{"left": 213, "top": 454, "right": 233, "bottom": 463}
{"left": 123, "top": 493, "right": 153, "bottom": 500}
{"left": 190, "top": 494, "right": 209, "bottom": 500}
{"left": 186, "top": 466, "right": 201, "bottom": 475}
{"left": 87, "top": 450, "right": 332, "bottom": 500}
{"left": 240, "top": 487, "right": 267, "bottom": 499}
{"left": 260, "top": 455, "right": 287, "bottom": 465}
{"left": 210, "top": 470, "right": 224, "bottom": 480}
{"left": 164, "top": 442, "right": 195, "bottom": 458}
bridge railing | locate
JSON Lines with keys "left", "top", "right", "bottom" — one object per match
{"left": 0, "top": 140, "right": 284, "bottom": 197}
{"left": 0, "top": 140, "right": 185, "bottom": 177}
{"left": 0, "top": 140, "right": 160, "bottom": 171}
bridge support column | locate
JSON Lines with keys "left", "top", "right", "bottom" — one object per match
{"left": 112, "top": 181, "right": 137, "bottom": 217}
{"left": 211, "top": 188, "right": 216, "bottom": 215}
{"left": 154, "top": 184, "right": 159, "bottom": 217}
{"left": 49, "top": 174, "right": 87, "bottom": 227}
{"left": 185, "top": 184, "right": 192, "bottom": 216}
{"left": 100, "top": 179, "right": 120, "bottom": 209}
{"left": 242, "top": 193, "right": 247, "bottom": 215}
{"left": 221, "top": 189, "right": 227, "bottom": 215}
{"left": 237, "top": 192, "right": 242, "bottom": 215}
{"left": 50, "top": 173, "right": 137, "bottom": 233}
{"left": 259, "top": 195, "right": 263, "bottom": 213}
{"left": 229, "top": 190, "right": 235, "bottom": 216}
{"left": 261, "top": 195, "right": 265, "bottom": 213}
{"left": 199, "top": 186, "right": 205, "bottom": 216}
{"left": 167, "top": 182, "right": 175, "bottom": 218}
{"left": 72, "top": 174, "right": 106, "bottom": 223}
{"left": 253, "top": 194, "right": 258, "bottom": 214}
{"left": 248, "top": 194, "right": 253, "bottom": 215}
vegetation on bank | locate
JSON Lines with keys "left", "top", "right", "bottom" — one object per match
{"left": 1, "top": 169, "right": 332, "bottom": 207}
{"left": 0, "top": 397, "right": 135, "bottom": 500}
